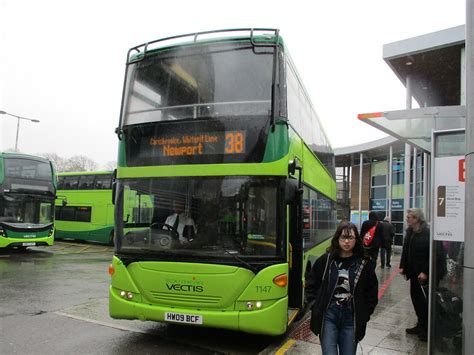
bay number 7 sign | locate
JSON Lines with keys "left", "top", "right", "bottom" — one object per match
{"left": 434, "top": 156, "right": 465, "bottom": 242}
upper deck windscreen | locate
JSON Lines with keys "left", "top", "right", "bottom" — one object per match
{"left": 121, "top": 41, "right": 273, "bottom": 126}
{"left": 4, "top": 158, "right": 52, "bottom": 181}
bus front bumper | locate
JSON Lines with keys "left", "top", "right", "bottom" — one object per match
{"left": 109, "top": 286, "right": 288, "bottom": 336}
{"left": 0, "top": 235, "right": 54, "bottom": 248}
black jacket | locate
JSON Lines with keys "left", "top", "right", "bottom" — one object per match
{"left": 400, "top": 222, "right": 447, "bottom": 282}
{"left": 360, "top": 219, "right": 383, "bottom": 259}
{"left": 380, "top": 220, "right": 395, "bottom": 249}
{"left": 306, "top": 253, "right": 378, "bottom": 341}
{"left": 399, "top": 222, "right": 430, "bottom": 279}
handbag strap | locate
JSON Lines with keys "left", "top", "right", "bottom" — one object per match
{"left": 353, "top": 259, "right": 367, "bottom": 290}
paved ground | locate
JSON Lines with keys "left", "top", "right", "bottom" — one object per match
{"left": 266, "top": 251, "right": 428, "bottom": 355}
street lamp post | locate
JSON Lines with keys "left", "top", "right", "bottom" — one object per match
{"left": 0, "top": 110, "right": 40, "bottom": 152}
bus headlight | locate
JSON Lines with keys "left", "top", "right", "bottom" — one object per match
{"left": 246, "top": 301, "right": 263, "bottom": 311}
{"left": 119, "top": 290, "right": 134, "bottom": 300}
{"left": 0, "top": 226, "right": 5, "bottom": 237}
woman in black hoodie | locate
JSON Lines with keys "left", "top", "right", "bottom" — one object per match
{"left": 306, "top": 222, "right": 378, "bottom": 355}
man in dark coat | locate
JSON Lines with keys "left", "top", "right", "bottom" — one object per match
{"left": 400, "top": 208, "right": 430, "bottom": 341}
{"left": 400, "top": 208, "right": 447, "bottom": 342}
{"left": 380, "top": 216, "right": 395, "bottom": 268}
{"left": 359, "top": 211, "right": 383, "bottom": 269}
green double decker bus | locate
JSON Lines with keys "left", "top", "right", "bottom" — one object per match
{"left": 55, "top": 171, "right": 154, "bottom": 245}
{"left": 0, "top": 152, "right": 56, "bottom": 249}
{"left": 55, "top": 171, "right": 115, "bottom": 244}
{"left": 109, "top": 28, "right": 337, "bottom": 335}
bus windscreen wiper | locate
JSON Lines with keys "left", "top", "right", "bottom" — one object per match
{"left": 218, "top": 247, "right": 257, "bottom": 274}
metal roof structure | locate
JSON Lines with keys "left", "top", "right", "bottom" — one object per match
{"left": 383, "top": 25, "right": 465, "bottom": 107}
{"left": 352, "top": 25, "right": 466, "bottom": 154}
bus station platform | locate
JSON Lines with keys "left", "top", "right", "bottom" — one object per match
{"left": 266, "top": 251, "right": 427, "bottom": 355}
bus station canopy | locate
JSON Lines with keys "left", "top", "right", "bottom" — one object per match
{"left": 358, "top": 106, "right": 466, "bottom": 153}
{"left": 358, "top": 25, "right": 466, "bottom": 153}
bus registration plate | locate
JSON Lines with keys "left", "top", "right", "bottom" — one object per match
{"left": 165, "top": 312, "right": 203, "bottom": 324}
{"left": 22, "top": 242, "right": 36, "bottom": 246}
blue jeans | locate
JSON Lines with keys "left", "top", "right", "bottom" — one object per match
{"left": 320, "top": 303, "right": 356, "bottom": 355}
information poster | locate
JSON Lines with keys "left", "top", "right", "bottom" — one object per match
{"left": 433, "top": 156, "right": 465, "bottom": 241}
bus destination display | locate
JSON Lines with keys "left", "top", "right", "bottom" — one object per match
{"left": 149, "top": 131, "right": 246, "bottom": 157}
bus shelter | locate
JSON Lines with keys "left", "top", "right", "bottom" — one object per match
{"left": 359, "top": 106, "right": 466, "bottom": 353}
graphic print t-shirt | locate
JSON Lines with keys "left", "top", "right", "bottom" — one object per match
{"left": 332, "top": 255, "right": 356, "bottom": 304}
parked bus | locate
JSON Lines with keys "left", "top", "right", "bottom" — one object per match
{"left": 0, "top": 152, "right": 56, "bottom": 249}
{"left": 109, "top": 28, "right": 337, "bottom": 336}
{"left": 55, "top": 171, "right": 153, "bottom": 245}
{"left": 55, "top": 171, "right": 115, "bottom": 244}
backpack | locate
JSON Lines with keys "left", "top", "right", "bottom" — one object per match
{"left": 363, "top": 222, "right": 378, "bottom": 248}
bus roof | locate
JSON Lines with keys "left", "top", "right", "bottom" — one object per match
{"left": 127, "top": 28, "right": 285, "bottom": 64}
{"left": 57, "top": 170, "right": 113, "bottom": 176}
{"left": 0, "top": 152, "right": 51, "bottom": 163}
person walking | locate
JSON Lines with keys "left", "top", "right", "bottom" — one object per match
{"left": 380, "top": 216, "right": 395, "bottom": 268}
{"left": 307, "top": 222, "right": 378, "bottom": 355}
{"left": 399, "top": 208, "right": 430, "bottom": 341}
{"left": 359, "top": 211, "right": 383, "bottom": 269}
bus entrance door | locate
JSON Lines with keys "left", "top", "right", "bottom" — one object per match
{"left": 288, "top": 194, "right": 304, "bottom": 311}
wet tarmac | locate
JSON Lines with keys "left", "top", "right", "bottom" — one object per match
{"left": 0, "top": 242, "right": 276, "bottom": 354}
{"left": 1, "top": 243, "right": 429, "bottom": 354}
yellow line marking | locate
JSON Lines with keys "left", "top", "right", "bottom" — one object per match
{"left": 287, "top": 309, "right": 299, "bottom": 325}
{"left": 275, "top": 339, "right": 296, "bottom": 355}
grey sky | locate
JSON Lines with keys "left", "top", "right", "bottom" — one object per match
{"left": 0, "top": 0, "right": 465, "bottom": 168}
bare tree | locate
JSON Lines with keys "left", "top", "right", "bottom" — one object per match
{"left": 39, "top": 152, "right": 68, "bottom": 172}
{"left": 64, "top": 155, "right": 98, "bottom": 172}
{"left": 102, "top": 160, "right": 117, "bottom": 171}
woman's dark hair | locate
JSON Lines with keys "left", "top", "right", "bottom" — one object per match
{"left": 327, "top": 221, "right": 365, "bottom": 258}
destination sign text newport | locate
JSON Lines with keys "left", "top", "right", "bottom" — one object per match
{"left": 149, "top": 131, "right": 246, "bottom": 157}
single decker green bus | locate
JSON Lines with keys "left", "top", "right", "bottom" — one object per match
{"left": 0, "top": 152, "right": 56, "bottom": 249}
{"left": 109, "top": 28, "right": 337, "bottom": 336}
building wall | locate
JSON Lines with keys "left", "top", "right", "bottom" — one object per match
{"left": 346, "top": 151, "right": 425, "bottom": 245}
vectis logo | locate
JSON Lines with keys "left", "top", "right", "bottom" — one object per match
{"left": 166, "top": 284, "right": 204, "bottom": 292}
{"left": 165, "top": 278, "right": 204, "bottom": 293}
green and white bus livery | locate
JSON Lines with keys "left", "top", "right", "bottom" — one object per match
{"left": 109, "top": 28, "right": 337, "bottom": 336}
{"left": 0, "top": 152, "right": 56, "bottom": 249}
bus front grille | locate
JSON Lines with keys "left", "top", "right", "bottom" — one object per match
{"left": 150, "top": 291, "right": 222, "bottom": 304}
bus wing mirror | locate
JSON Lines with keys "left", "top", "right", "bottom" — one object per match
{"left": 288, "top": 160, "right": 297, "bottom": 175}
{"left": 288, "top": 159, "right": 302, "bottom": 188}
{"left": 56, "top": 195, "right": 67, "bottom": 206}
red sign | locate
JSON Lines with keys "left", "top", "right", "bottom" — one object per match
{"left": 459, "top": 158, "right": 465, "bottom": 182}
